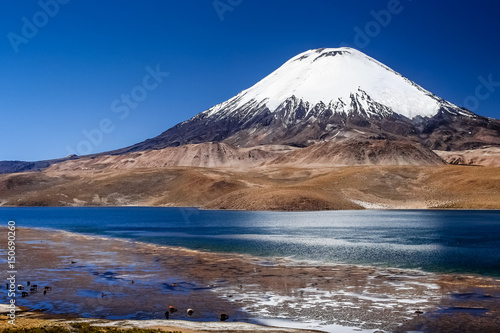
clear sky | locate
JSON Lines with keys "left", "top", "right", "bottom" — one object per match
{"left": 1, "top": 0, "right": 499, "bottom": 161}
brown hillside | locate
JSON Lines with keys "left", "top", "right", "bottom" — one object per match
{"left": 435, "top": 147, "right": 500, "bottom": 167}
{"left": 1, "top": 165, "right": 499, "bottom": 210}
{"left": 267, "top": 140, "right": 445, "bottom": 166}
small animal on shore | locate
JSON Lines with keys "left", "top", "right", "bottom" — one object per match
{"left": 187, "top": 308, "right": 194, "bottom": 316}
{"left": 169, "top": 306, "right": 177, "bottom": 313}
{"left": 44, "top": 286, "right": 51, "bottom": 291}
{"left": 164, "top": 311, "right": 169, "bottom": 319}
{"left": 220, "top": 313, "right": 229, "bottom": 321}
{"left": 415, "top": 310, "right": 423, "bottom": 315}
{"left": 17, "top": 285, "right": 24, "bottom": 291}
{"left": 21, "top": 292, "right": 29, "bottom": 297}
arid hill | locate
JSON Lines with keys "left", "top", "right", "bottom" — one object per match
{"left": 1, "top": 164, "right": 499, "bottom": 210}
{"left": 266, "top": 140, "right": 445, "bottom": 167}
{"left": 435, "top": 147, "right": 500, "bottom": 167}
{"left": 2, "top": 138, "right": 498, "bottom": 211}
{"left": 45, "top": 139, "right": 444, "bottom": 173}
{"left": 47, "top": 142, "right": 286, "bottom": 171}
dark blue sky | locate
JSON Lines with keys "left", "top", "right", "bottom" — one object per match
{"left": 1, "top": 0, "right": 499, "bottom": 161}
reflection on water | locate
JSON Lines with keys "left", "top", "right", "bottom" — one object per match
{"left": 1, "top": 207, "right": 500, "bottom": 275}
{"left": 2, "top": 226, "right": 500, "bottom": 332}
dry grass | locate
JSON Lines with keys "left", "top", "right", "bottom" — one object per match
{"left": 0, "top": 165, "right": 499, "bottom": 210}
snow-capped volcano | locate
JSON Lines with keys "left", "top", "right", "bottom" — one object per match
{"left": 112, "top": 47, "right": 499, "bottom": 153}
{"left": 207, "top": 47, "right": 457, "bottom": 119}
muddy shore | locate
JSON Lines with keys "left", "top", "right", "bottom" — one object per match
{"left": 1, "top": 228, "right": 500, "bottom": 332}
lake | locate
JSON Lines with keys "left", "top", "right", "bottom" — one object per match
{"left": 1, "top": 207, "right": 500, "bottom": 277}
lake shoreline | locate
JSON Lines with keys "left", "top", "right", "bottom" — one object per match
{"left": 2, "top": 203, "right": 500, "bottom": 213}
{"left": 4, "top": 205, "right": 500, "bottom": 212}
{"left": 2, "top": 227, "right": 500, "bottom": 332}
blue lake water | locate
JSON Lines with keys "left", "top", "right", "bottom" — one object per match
{"left": 1, "top": 207, "right": 500, "bottom": 276}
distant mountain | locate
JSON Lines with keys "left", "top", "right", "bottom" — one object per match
{"left": 112, "top": 47, "right": 500, "bottom": 154}
{"left": 0, "top": 156, "right": 78, "bottom": 174}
